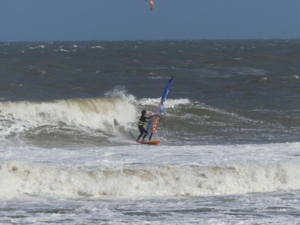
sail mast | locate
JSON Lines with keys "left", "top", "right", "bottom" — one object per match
{"left": 147, "top": 76, "right": 174, "bottom": 140}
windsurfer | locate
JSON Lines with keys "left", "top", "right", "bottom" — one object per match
{"left": 136, "top": 110, "right": 152, "bottom": 142}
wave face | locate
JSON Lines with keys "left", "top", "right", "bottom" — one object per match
{"left": 1, "top": 94, "right": 299, "bottom": 146}
{"left": 0, "top": 94, "right": 137, "bottom": 147}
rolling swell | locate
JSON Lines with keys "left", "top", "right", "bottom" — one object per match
{"left": 139, "top": 99, "right": 300, "bottom": 145}
{"left": 0, "top": 95, "right": 299, "bottom": 146}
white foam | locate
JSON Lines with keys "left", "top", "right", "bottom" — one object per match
{"left": 139, "top": 98, "right": 190, "bottom": 108}
{"left": 0, "top": 96, "right": 136, "bottom": 138}
{"left": 56, "top": 49, "right": 70, "bottom": 52}
{"left": 90, "top": 46, "right": 104, "bottom": 49}
{"left": 29, "top": 45, "right": 45, "bottom": 49}
{"left": 1, "top": 159, "right": 300, "bottom": 199}
{"left": 0, "top": 142, "right": 300, "bottom": 199}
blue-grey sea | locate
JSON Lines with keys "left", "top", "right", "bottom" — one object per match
{"left": 0, "top": 39, "right": 300, "bottom": 224}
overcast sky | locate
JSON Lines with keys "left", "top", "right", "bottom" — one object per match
{"left": 1, "top": 0, "right": 300, "bottom": 42}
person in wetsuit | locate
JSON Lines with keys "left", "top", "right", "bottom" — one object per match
{"left": 136, "top": 110, "right": 152, "bottom": 142}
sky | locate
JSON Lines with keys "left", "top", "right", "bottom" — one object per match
{"left": 1, "top": 0, "right": 300, "bottom": 42}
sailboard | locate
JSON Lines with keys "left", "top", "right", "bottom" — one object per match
{"left": 146, "top": 76, "right": 174, "bottom": 141}
{"left": 137, "top": 139, "right": 161, "bottom": 145}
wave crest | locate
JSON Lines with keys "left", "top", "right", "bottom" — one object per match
{"left": 0, "top": 96, "right": 136, "bottom": 141}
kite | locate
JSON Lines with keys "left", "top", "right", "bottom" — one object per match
{"left": 146, "top": 0, "right": 154, "bottom": 10}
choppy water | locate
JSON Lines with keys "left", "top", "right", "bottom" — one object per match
{"left": 0, "top": 39, "right": 300, "bottom": 224}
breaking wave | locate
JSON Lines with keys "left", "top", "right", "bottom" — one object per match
{"left": 1, "top": 160, "right": 300, "bottom": 199}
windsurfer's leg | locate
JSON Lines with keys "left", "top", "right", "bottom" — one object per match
{"left": 137, "top": 126, "right": 144, "bottom": 141}
{"left": 142, "top": 127, "right": 148, "bottom": 140}
{"left": 137, "top": 133, "right": 143, "bottom": 141}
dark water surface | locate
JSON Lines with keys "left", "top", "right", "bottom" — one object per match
{"left": 0, "top": 39, "right": 300, "bottom": 147}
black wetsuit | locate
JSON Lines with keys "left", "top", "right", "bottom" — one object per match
{"left": 136, "top": 114, "right": 150, "bottom": 141}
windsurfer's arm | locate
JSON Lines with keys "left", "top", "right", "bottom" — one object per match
{"left": 146, "top": 115, "right": 159, "bottom": 122}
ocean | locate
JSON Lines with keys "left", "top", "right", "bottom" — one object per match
{"left": 0, "top": 39, "right": 300, "bottom": 224}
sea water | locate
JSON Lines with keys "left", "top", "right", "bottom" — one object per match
{"left": 0, "top": 40, "right": 300, "bottom": 224}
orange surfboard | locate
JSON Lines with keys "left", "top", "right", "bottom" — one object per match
{"left": 138, "top": 139, "right": 160, "bottom": 145}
